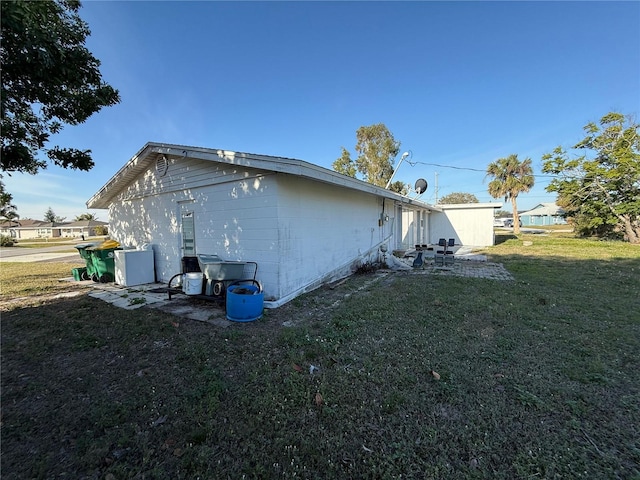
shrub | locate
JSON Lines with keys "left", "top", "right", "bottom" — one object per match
{"left": 354, "top": 261, "right": 379, "bottom": 275}
{"left": 1, "top": 235, "right": 16, "bottom": 247}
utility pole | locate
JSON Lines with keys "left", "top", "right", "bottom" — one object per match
{"left": 434, "top": 172, "right": 439, "bottom": 204}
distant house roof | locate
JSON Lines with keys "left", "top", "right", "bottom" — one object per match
{"left": 7, "top": 219, "right": 45, "bottom": 227}
{"left": 1, "top": 219, "right": 107, "bottom": 230}
{"left": 87, "top": 142, "right": 437, "bottom": 211}
{"left": 0, "top": 220, "right": 21, "bottom": 228}
{"left": 521, "top": 203, "right": 565, "bottom": 216}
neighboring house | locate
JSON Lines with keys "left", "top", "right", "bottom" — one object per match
{"left": 22, "top": 221, "right": 62, "bottom": 239}
{"left": 87, "top": 143, "right": 500, "bottom": 307}
{"left": 0, "top": 219, "right": 58, "bottom": 239}
{"left": 520, "top": 203, "right": 566, "bottom": 226}
{"left": 0, "top": 219, "right": 108, "bottom": 239}
{"left": 59, "top": 220, "right": 108, "bottom": 238}
{"left": 0, "top": 220, "right": 21, "bottom": 238}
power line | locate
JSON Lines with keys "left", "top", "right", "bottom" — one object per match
{"left": 408, "top": 160, "right": 485, "bottom": 172}
{"left": 407, "top": 160, "right": 557, "bottom": 178}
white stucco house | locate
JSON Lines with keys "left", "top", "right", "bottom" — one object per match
{"left": 87, "top": 143, "right": 500, "bottom": 307}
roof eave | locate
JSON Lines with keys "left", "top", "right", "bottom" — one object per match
{"left": 436, "top": 202, "right": 503, "bottom": 210}
{"left": 86, "top": 142, "right": 437, "bottom": 211}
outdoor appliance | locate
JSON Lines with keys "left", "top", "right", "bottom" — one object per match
{"left": 114, "top": 248, "right": 155, "bottom": 287}
{"left": 167, "top": 254, "right": 259, "bottom": 305}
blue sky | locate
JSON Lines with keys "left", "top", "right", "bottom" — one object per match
{"left": 4, "top": 1, "right": 639, "bottom": 220}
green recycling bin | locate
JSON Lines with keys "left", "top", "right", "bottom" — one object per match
{"left": 72, "top": 267, "right": 87, "bottom": 281}
{"left": 87, "top": 244, "right": 122, "bottom": 283}
{"left": 74, "top": 243, "right": 98, "bottom": 280}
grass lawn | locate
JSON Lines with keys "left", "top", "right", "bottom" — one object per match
{"left": 1, "top": 235, "right": 639, "bottom": 479}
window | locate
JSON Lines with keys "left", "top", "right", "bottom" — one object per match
{"left": 181, "top": 212, "right": 196, "bottom": 256}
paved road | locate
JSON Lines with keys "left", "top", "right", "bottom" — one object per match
{"left": 0, "top": 244, "right": 85, "bottom": 263}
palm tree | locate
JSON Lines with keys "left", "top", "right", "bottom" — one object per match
{"left": 1, "top": 210, "right": 19, "bottom": 224}
{"left": 486, "top": 154, "right": 535, "bottom": 234}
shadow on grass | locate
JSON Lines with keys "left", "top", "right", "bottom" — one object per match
{"left": 2, "top": 250, "right": 640, "bottom": 479}
{"left": 494, "top": 233, "right": 519, "bottom": 245}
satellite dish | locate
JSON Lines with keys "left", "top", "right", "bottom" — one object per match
{"left": 414, "top": 178, "right": 428, "bottom": 194}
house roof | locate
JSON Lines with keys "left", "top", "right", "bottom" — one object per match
{"left": 87, "top": 142, "right": 437, "bottom": 211}
{"left": 1, "top": 219, "right": 107, "bottom": 230}
{"left": 437, "top": 203, "right": 502, "bottom": 210}
{"left": 0, "top": 220, "right": 21, "bottom": 228}
{"left": 521, "top": 203, "right": 565, "bottom": 216}
{"left": 4, "top": 220, "right": 50, "bottom": 229}
{"left": 4, "top": 219, "right": 44, "bottom": 227}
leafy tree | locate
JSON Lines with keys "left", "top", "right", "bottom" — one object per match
{"left": 438, "top": 192, "right": 479, "bottom": 204}
{"left": 1, "top": 0, "right": 120, "bottom": 175}
{"left": 0, "top": 180, "right": 18, "bottom": 221}
{"left": 333, "top": 147, "right": 356, "bottom": 177}
{"left": 43, "top": 207, "right": 65, "bottom": 224}
{"left": 44, "top": 207, "right": 56, "bottom": 223}
{"left": 74, "top": 212, "right": 98, "bottom": 221}
{"left": 542, "top": 112, "right": 640, "bottom": 243}
{"left": 486, "top": 154, "right": 535, "bottom": 235}
{"left": 389, "top": 181, "right": 408, "bottom": 195}
{"left": 332, "top": 123, "right": 401, "bottom": 188}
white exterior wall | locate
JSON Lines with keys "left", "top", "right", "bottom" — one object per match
{"left": 14, "top": 228, "right": 60, "bottom": 239}
{"left": 107, "top": 157, "right": 281, "bottom": 299}
{"left": 16, "top": 229, "right": 41, "bottom": 239}
{"left": 274, "top": 177, "right": 393, "bottom": 305}
{"left": 400, "top": 208, "right": 430, "bottom": 248}
{"left": 104, "top": 152, "right": 498, "bottom": 305}
{"left": 105, "top": 156, "right": 403, "bottom": 305}
{"left": 429, "top": 203, "right": 500, "bottom": 246}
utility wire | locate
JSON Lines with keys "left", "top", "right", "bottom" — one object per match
{"left": 407, "top": 160, "right": 485, "bottom": 172}
{"left": 407, "top": 160, "right": 557, "bottom": 178}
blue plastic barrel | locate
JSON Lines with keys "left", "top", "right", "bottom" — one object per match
{"left": 226, "top": 284, "right": 263, "bottom": 322}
